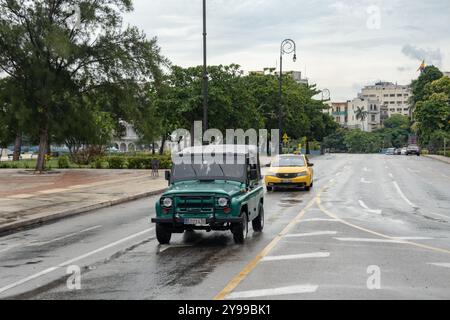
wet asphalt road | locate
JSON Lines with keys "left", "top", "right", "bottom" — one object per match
{"left": 1, "top": 154, "right": 450, "bottom": 300}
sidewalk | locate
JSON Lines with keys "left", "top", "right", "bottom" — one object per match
{"left": 0, "top": 169, "right": 168, "bottom": 235}
{"left": 424, "top": 154, "right": 450, "bottom": 165}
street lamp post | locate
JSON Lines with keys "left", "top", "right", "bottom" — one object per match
{"left": 202, "top": 0, "right": 208, "bottom": 132}
{"left": 279, "top": 39, "right": 297, "bottom": 153}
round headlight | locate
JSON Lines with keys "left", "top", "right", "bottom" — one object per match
{"left": 218, "top": 198, "right": 229, "bottom": 207}
{"left": 162, "top": 198, "right": 173, "bottom": 208}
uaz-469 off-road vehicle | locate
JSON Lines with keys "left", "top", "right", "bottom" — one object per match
{"left": 152, "top": 145, "right": 264, "bottom": 245}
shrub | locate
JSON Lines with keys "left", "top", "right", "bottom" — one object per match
{"left": 127, "top": 157, "right": 143, "bottom": 169}
{"left": 58, "top": 156, "right": 70, "bottom": 169}
{"left": 107, "top": 156, "right": 126, "bottom": 169}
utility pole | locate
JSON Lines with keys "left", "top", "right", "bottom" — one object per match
{"left": 202, "top": 0, "right": 208, "bottom": 132}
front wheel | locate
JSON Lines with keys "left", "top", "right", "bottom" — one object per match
{"left": 266, "top": 186, "right": 273, "bottom": 192}
{"left": 156, "top": 224, "right": 172, "bottom": 245}
{"left": 252, "top": 205, "right": 265, "bottom": 232}
{"left": 232, "top": 212, "right": 249, "bottom": 244}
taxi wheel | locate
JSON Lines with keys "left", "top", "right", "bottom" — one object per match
{"left": 156, "top": 224, "right": 172, "bottom": 245}
{"left": 252, "top": 205, "right": 264, "bottom": 232}
{"left": 266, "top": 186, "right": 273, "bottom": 192}
{"left": 232, "top": 212, "right": 248, "bottom": 244}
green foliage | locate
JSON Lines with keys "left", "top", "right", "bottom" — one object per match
{"left": 104, "top": 155, "right": 172, "bottom": 170}
{"left": 375, "top": 114, "right": 411, "bottom": 148}
{"left": 106, "top": 157, "right": 126, "bottom": 169}
{"left": 410, "top": 65, "right": 449, "bottom": 153}
{"left": 344, "top": 130, "right": 382, "bottom": 153}
{"left": 323, "top": 128, "right": 348, "bottom": 152}
{"left": 411, "top": 66, "right": 444, "bottom": 105}
{"left": 0, "top": 0, "right": 167, "bottom": 171}
{"left": 58, "top": 156, "right": 70, "bottom": 169}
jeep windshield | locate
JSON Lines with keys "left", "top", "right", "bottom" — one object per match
{"left": 172, "top": 162, "right": 246, "bottom": 183}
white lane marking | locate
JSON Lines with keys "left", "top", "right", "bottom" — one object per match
{"left": 300, "top": 218, "right": 339, "bottom": 223}
{"left": 388, "top": 173, "right": 394, "bottom": 179}
{"left": 262, "top": 252, "right": 330, "bottom": 262}
{"left": 285, "top": 231, "right": 338, "bottom": 238}
{"left": 0, "top": 228, "right": 154, "bottom": 295}
{"left": 335, "top": 172, "right": 341, "bottom": 177}
{"left": 360, "top": 178, "right": 372, "bottom": 184}
{"left": 335, "top": 238, "right": 405, "bottom": 244}
{"left": 358, "top": 200, "right": 382, "bottom": 215}
{"left": 29, "top": 226, "right": 102, "bottom": 247}
{"left": 392, "top": 237, "right": 433, "bottom": 241}
{"left": 227, "top": 285, "right": 318, "bottom": 300}
{"left": 408, "top": 168, "right": 420, "bottom": 174}
{"left": 393, "top": 181, "right": 418, "bottom": 208}
{"left": 363, "top": 167, "right": 372, "bottom": 172}
{"left": 442, "top": 174, "right": 449, "bottom": 179}
{"left": 428, "top": 263, "right": 450, "bottom": 269}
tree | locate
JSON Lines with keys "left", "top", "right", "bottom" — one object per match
{"left": 157, "top": 64, "right": 264, "bottom": 148}
{"left": 410, "top": 66, "right": 443, "bottom": 105}
{"left": 414, "top": 76, "right": 450, "bottom": 150}
{"left": 355, "top": 106, "right": 368, "bottom": 131}
{"left": 323, "top": 128, "right": 348, "bottom": 152}
{"left": 376, "top": 114, "right": 411, "bottom": 148}
{"left": 344, "top": 129, "right": 382, "bottom": 153}
{"left": 0, "top": 0, "right": 167, "bottom": 171}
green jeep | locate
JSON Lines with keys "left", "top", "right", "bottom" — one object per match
{"left": 152, "top": 145, "right": 265, "bottom": 245}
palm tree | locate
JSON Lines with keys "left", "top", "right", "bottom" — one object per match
{"left": 355, "top": 106, "right": 369, "bottom": 131}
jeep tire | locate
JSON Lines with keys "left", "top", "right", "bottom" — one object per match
{"left": 156, "top": 224, "right": 172, "bottom": 245}
{"left": 252, "top": 205, "right": 265, "bottom": 232}
{"left": 232, "top": 212, "right": 249, "bottom": 244}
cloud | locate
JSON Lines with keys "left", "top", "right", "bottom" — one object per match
{"left": 401, "top": 44, "right": 443, "bottom": 67}
{"left": 125, "top": 0, "right": 450, "bottom": 101}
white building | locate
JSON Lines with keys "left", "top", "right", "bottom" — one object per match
{"left": 112, "top": 121, "right": 140, "bottom": 152}
{"left": 324, "top": 102, "right": 349, "bottom": 127}
{"left": 347, "top": 98, "right": 382, "bottom": 132}
{"left": 358, "top": 82, "right": 412, "bottom": 118}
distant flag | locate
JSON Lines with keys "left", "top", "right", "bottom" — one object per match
{"left": 417, "top": 60, "right": 426, "bottom": 73}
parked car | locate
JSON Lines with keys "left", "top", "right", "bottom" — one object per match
{"left": 152, "top": 145, "right": 264, "bottom": 245}
{"left": 401, "top": 147, "right": 408, "bottom": 155}
{"left": 406, "top": 145, "right": 421, "bottom": 156}
{"left": 394, "top": 149, "right": 402, "bottom": 155}
{"left": 386, "top": 148, "right": 396, "bottom": 155}
{"left": 265, "top": 154, "right": 314, "bottom": 191}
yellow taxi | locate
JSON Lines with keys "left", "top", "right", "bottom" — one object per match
{"left": 265, "top": 154, "right": 314, "bottom": 191}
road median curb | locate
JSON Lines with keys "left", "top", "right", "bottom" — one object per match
{"left": 0, "top": 188, "right": 166, "bottom": 236}
{"left": 424, "top": 155, "right": 450, "bottom": 165}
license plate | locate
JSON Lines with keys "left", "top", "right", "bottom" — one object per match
{"left": 184, "top": 218, "right": 207, "bottom": 225}
{"left": 282, "top": 179, "right": 292, "bottom": 183}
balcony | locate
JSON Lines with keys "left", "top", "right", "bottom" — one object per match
{"left": 332, "top": 111, "right": 348, "bottom": 116}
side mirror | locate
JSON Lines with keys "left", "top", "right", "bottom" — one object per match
{"left": 165, "top": 171, "right": 171, "bottom": 182}
{"left": 265, "top": 163, "right": 271, "bottom": 168}
{"left": 309, "top": 163, "right": 314, "bottom": 167}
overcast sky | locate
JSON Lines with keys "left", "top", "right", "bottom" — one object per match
{"left": 125, "top": 0, "right": 450, "bottom": 101}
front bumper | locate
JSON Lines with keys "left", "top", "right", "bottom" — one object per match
{"left": 265, "top": 175, "right": 311, "bottom": 188}
{"left": 151, "top": 216, "right": 243, "bottom": 231}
